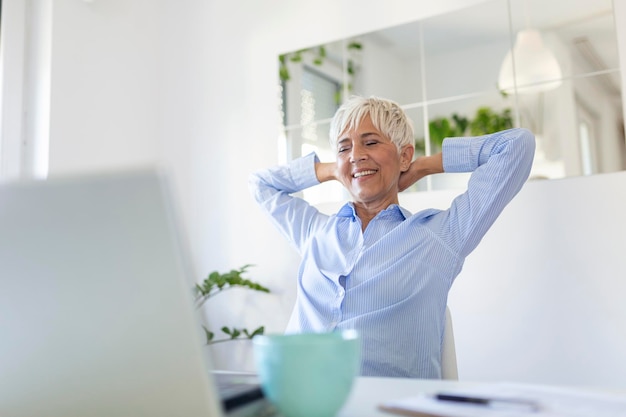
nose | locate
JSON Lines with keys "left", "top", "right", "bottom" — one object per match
{"left": 349, "top": 143, "right": 367, "bottom": 163}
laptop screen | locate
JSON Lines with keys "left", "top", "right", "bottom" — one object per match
{"left": 0, "top": 169, "right": 244, "bottom": 416}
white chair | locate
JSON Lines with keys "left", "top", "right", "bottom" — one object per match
{"left": 441, "top": 306, "right": 458, "bottom": 380}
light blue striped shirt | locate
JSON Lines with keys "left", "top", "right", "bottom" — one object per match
{"left": 249, "top": 128, "right": 535, "bottom": 378}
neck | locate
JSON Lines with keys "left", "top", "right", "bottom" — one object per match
{"left": 353, "top": 198, "right": 399, "bottom": 232}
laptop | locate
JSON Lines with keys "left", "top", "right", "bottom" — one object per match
{"left": 0, "top": 168, "right": 272, "bottom": 417}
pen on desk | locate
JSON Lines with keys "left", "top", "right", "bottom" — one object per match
{"left": 435, "top": 393, "right": 541, "bottom": 412}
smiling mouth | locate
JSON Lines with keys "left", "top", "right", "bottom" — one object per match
{"left": 353, "top": 170, "right": 377, "bottom": 178}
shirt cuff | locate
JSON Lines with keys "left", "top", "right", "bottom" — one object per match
{"left": 441, "top": 137, "right": 481, "bottom": 173}
{"left": 290, "top": 152, "right": 321, "bottom": 189}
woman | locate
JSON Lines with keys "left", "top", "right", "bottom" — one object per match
{"left": 249, "top": 95, "right": 535, "bottom": 378}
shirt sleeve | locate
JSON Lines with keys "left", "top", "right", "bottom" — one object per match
{"left": 248, "top": 152, "right": 329, "bottom": 254}
{"left": 437, "top": 127, "right": 535, "bottom": 257}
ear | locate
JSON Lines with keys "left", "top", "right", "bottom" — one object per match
{"left": 399, "top": 145, "right": 414, "bottom": 172}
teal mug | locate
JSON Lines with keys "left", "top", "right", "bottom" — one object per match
{"left": 252, "top": 330, "right": 361, "bottom": 417}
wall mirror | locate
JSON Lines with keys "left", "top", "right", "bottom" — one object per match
{"left": 277, "top": 0, "right": 623, "bottom": 202}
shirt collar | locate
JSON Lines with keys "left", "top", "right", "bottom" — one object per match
{"left": 336, "top": 202, "right": 411, "bottom": 221}
{"left": 337, "top": 202, "right": 357, "bottom": 218}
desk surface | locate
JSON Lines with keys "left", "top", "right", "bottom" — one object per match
{"left": 338, "top": 377, "right": 626, "bottom": 417}
{"left": 339, "top": 377, "right": 478, "bottom": 416}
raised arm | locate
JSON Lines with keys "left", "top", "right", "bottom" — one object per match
{"left": 248, "top": 153, "right": 329, "bottom": 253}
{"left": 434, "top": 128, "right": 535, "bottom": 258}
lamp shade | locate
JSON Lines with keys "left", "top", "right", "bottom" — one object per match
{"left": 498, "top": 29, "right": 562, "bottom": 94}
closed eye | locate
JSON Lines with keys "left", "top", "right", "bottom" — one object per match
{"left": 337, "top": 140, "right": 352, "bottom": 153}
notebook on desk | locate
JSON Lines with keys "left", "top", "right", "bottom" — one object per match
{"left": 0, "top": 168, "right": 272, "bottom": 417}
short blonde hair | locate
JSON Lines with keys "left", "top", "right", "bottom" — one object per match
{"left": 329, "top": 95, "right": 414, "bottom": 152}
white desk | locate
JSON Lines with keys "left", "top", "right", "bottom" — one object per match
{"left": 339, "top": 377, "right": 478, "bottom": 416}
{"left": 338, "top": 377, "right": 626, "bottom": 416}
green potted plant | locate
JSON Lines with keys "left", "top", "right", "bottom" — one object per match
{"left": 416, "top": 106, "right": 513, "bottom": 154}
{"left": 468, "top": 106, "right": 513, "bottom": 135}
{"left": 194, "top": 264, "right": 270, "bottom": 345}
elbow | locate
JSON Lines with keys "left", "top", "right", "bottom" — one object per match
{"left": 513, "top": 127, "right": 536, "bottom": 155}
{"left": 494, "top": 127, "right": 536, "bottom": 157}
{"left": 519, "top": 127, "right": 535, "bottom": 143}
{"left": 514, "top": 128, "right": 536, "bottom": 176}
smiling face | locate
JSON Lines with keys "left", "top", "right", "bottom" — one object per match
{"left": 336, "top": 114, "right": 413, "bottom": 211}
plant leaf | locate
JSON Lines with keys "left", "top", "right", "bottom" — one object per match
{"left": 195, "top": 264, "right": 269, "bottom": 307}
{"left": 250, "top": 326, "right": 265, "bottom": 337}
{"left": 203, "top": 326, "right": 214, "bottom": 344}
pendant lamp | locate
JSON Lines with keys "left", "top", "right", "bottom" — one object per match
{"left": 498, "top": 29, "right": 562, "bottom": 94}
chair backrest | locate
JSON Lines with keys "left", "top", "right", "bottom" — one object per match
{"left": 442, "top": 306, "right": 458, "bottom": 380}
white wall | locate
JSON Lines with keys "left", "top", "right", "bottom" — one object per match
{"left": 443, "top": 174, "right": 626, "bottom": 388}
{"left": 49, "top": 1, "right": 162, "bottom": 175}
{"left": 20, "top": 0, "right": 626, "bottom": 388}
{"left": 0, "top": 0, "right": 27, "bottom": 179}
